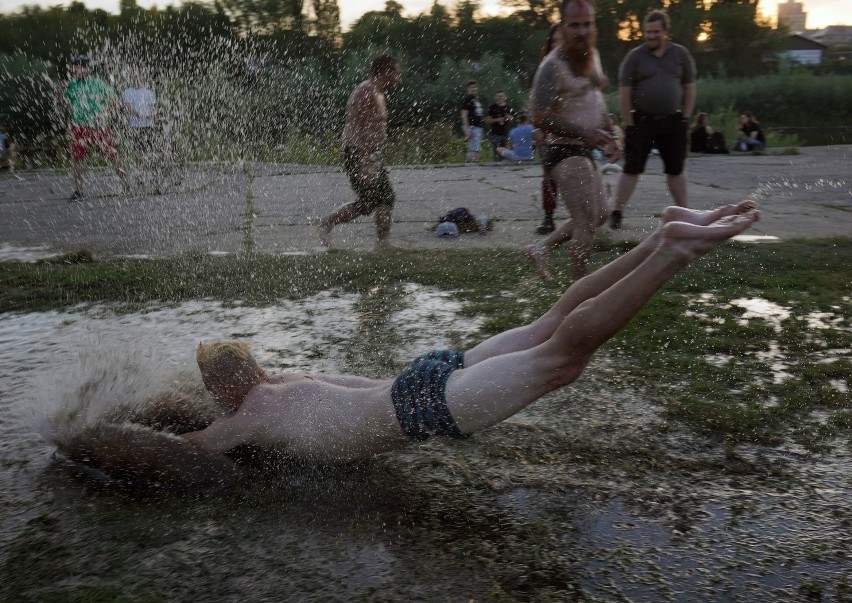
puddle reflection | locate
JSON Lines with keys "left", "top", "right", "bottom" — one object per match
{"left": 687, "top": 294, "right": 850, "bottom": 390}
{"left": 731, "top": 298, "right": 791, "bottom": 331}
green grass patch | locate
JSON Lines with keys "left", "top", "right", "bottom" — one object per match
{"left": 256, "top": 124, "right": 491, "bottom": 166}
{"left": 2, "top": 239, "right": 850, "bottom": 450}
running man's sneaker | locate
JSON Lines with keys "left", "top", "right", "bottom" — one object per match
{"left": 610, "top": 210, "right": 623, "bottom": 230}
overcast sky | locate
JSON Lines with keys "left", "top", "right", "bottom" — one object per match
{"left": 0, "top": 0, "right": 848, "bottom": 29}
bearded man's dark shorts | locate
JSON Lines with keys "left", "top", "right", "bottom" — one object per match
{"left": 543, "top": 144, "right": 595, "bottom": 171}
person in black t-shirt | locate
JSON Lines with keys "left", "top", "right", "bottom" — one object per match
{"left": 486, "top": 90, "right": 514, "bottom": 161}
{"left": 735, "top": 112, "right": 765, "bottom": 151}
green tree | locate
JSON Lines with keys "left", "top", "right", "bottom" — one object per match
{"left": 665, "top": 0, "right": 706, "bottom": 59}
{"left": 342, "top": 3, "right": 454, "bottom": 74}
{"left": 310, "top": 0, "right": 341, "bottom": 46}
{"left": 476, "top": 16, "right": 548, "bottom": 84}
{"left": 420, "top": 2, "right": 454, "bottom": 57}
{"left": 499, "top": 0, "right": 556, "bottom": 27}
{"left": 454, "top": 0, "right": 480, "bottom": 60}
{"left": 343, "top": 8, "right": 396, "bottom": 49}
{"left": 0, "top": 54, "right": 59, "bottom": 147}
{"left": 701, "top": 0, "right": 785, "bottom": 77}
{"left": 0, "top": 4, "right": 90, "bottom": 61}
{"left": 384, "top": 1, "right": 405, "bottom": 17}
{"left": 215, "top": 0, "right": 306, "bottom": 35}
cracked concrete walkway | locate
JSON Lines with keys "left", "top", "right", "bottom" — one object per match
{"left": 0, "top": 145, "right": 849, "bottom": 260}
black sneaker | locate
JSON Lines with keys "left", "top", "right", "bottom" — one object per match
{"left": 68, "top": 190, "right": 84, "bottom": 202}
{"left": 610, "top": 210, "right": 622, "bottom": 230}
{"left": 536, "top": 219, "right": 555, "bottom": 235}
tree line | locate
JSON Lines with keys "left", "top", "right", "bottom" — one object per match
{"left": 0, "top": 0, "right": 799, "bottom": 152}
{"left": 0, "top": 0, "right": 791, "bottom": 78}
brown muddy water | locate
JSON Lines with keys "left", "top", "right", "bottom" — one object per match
{"left": 1, "top": 287, "right": 850, "bottom": 602}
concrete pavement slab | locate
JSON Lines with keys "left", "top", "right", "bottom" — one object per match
{"left": 0, "top": 145, "right": 848, "bottom": 260}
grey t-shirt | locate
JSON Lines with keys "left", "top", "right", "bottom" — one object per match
{"left": 619, "top": 42, "right": 696, "bottom": 116}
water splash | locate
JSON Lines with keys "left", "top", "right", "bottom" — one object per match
{"left": 28, "top": 334, "right": 208, "bottom": 448}
{"left": 2, "top": 285, "right": 476, "bottom": 452}
{"left": 0, "top": 243, "right": 59, "bottom": 262}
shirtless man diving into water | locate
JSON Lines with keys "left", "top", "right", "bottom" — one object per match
{"left": 182, "top": 202, "right": 758, "bottom": 463}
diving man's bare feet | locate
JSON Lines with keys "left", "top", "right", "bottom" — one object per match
{"left": 661, "top": 200, "right": 757, "bottom": 227}
{"left": 524, "top": 244, "right": 554, "bottom": 282}
{"left": 660, "top": 210, "right": 760, "bottom": 262}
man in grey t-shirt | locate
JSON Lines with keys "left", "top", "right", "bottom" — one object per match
{"left": 610, "top": 10, "right": 696, "bottom": 229}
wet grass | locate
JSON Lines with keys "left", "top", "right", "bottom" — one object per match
{"left": 1, "top": 240, "right": 851, "bottom": 602}
{"left": 1, "top": 237, "right": 850, "bottom": 452}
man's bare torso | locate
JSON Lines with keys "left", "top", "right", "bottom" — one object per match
{"left": 341, "top": 79, "right": 388, "bottom": 153}
{"left": 538, "top": 49, "right": 607, "bottom": 146}
{"left": 238, "top": 371, "right": 407, "bottom": 462}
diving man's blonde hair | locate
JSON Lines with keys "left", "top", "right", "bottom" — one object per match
{"left": 196, "top": 341, "right": 266, "bottom": 411}
{"left": 197, "top": 340, "right": 256, "bottom": 369}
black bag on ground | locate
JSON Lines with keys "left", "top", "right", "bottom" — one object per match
{"left": 439, "top": 207, "right": 480, "bottom": 233}
{"left": 706, "top": 132, "right": 729, "bottom": 154}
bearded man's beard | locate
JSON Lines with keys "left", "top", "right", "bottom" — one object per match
{"left": 562, "top": 29, "right": 598, "bottom": 78}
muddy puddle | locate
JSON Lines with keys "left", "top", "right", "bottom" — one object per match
{"left": 1, "top": 287, "right": 850, "bottom": 601}
{"left": 688, "top": 293, "right": 851, "bottom": 394}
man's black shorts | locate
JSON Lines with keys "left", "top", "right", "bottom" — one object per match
{"left": 342, "top": 146, "right": 396, "bottom": 215}
{"left": 623, "top": 113, "right": 688, "bottom": 176}
{"left": 542, "top": 144, "right": 594, "bottom": 171}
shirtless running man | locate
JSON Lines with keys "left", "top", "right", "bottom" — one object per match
{"left": 182, "top": 202, "right": 758, "bottom": 463}
{"left": 525, "top": 0, "right": 621, "bottom": 281}
{"left": 316, "top": 54, "right": 401, "bottom": 250}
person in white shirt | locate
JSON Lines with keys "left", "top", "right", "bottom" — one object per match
{"left": 122, "top": 70, "right": 160, "bottom": 186}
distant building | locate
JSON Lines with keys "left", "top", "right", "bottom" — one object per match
{"left": 780, "top": 34, "right": 827, "bottom": 64}
{"left": 777, "top": 0, "right": 807, "bottom": 32}
{"left": 807, "top": 25, "right": 852, "bottom": 47}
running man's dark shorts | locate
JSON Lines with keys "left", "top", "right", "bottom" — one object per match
{"left": 543, "top": 144, "right": 595, "bottom": 171}
{"left": 623, "top": 113, "right": 688, "bottom": 176}
{"left": 342, "top": 146, "right": 396, "bottom": 215}
{"left": 391, "top": 350, "right": 467, "bottom": 440}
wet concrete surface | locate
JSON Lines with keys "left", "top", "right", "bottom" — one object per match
{"left": 0, "top": 144, "right": 849, "bottom": 259}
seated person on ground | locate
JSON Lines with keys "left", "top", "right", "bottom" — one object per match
{"left": 735, "top": 112, "right": 765, "bottom": 151}
{"left": 690, "top": 113, "right": 728, "bottom": 154}
{"left": 180, "top": 201, "right": 760, "bottom": 464}
{"left": 690, "top": 113, "right": 711, "bottom": 153}
{"left": 497, "top": 114, "right": 536, "bottom": 162}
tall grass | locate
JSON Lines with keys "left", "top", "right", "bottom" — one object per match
{"left": 252, "top": 124, "right": 492, "bottom": 166}
{"left": 607, "top": 73, "right": 848, "bottom": 148}
{"left": 693, "top": 74, "right": 851, "bottom": 127}
{"left": 383, "top": 124, "right": 470, "bottom": 165}
{"left": 702, "top": 104, "right": 803, "bottom": 151}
